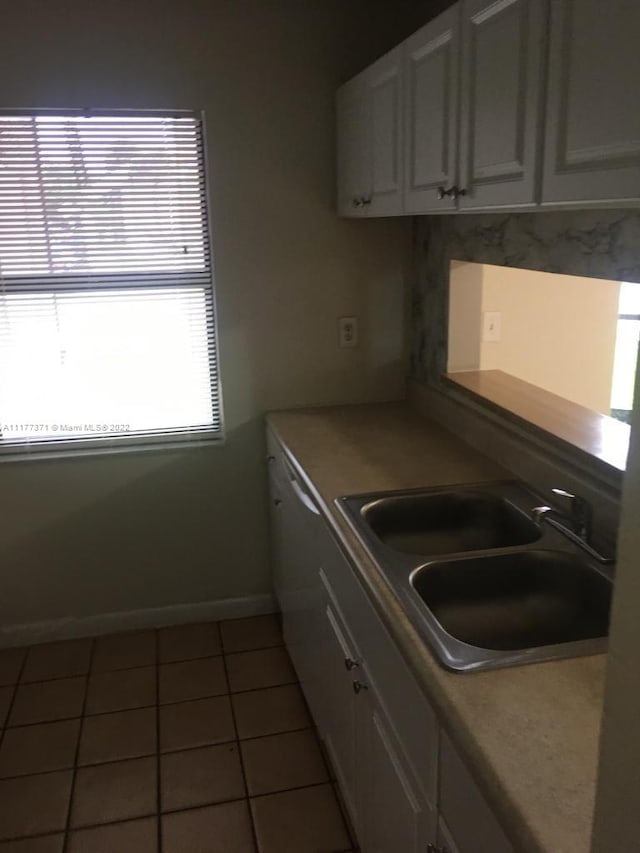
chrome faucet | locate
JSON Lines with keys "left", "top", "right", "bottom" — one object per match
{"left": 532, "top": 488, "right": 592, "bottom": 542}
{"left": 531, "top": 488, "right": 613, "bottom": 564}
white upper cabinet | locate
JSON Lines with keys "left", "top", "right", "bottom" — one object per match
{"left": 542, "top": 0, "right": 640, "bottom": 205}
{"left": 337, "top": 76, "right": 370, "bottom": 217}
{"left": 403, "top": 6, "right": 460, "bottom": 213}
{"left": 339, "top": 0, "right": 639, "bottom": 216}
{"left": 458, "top": 0, "right": 547, "bottom": 210}
{"left": 337, "top": 46, "right": 404, "bottom": 217}
{"left": 365, "top": 47, "right": 404, "bottom": 216}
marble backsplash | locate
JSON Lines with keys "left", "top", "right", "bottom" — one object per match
{"left": 411, "top": 209, "right": 640, "bottom": 383}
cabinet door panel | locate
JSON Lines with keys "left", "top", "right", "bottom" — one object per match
{"left": 318, "top": 522, "right": 438, "bottom": 809}
{"left": 437, "top": 817, "right": 462, "bottom": 853}
{"left": 542, "top": 0, "right": 640, "bottom": 204}
{"left": 318, "top": 570, "right": 360, "bottom": 834}
{"left": 363, "top": 46, "right": 404, "bottom": 216}
{"left": 439, "top": 732, "right": 514, "bottom": 853}
{"left": 336, "top": 76, "right": 369, "bottom": 217}
{"left": 404, "top": 6, "right": 460, "bottom": 213}
{"left": 359, "top": 680, "right": 436, "bottom": 853}
{"left": 459, "top": 0, "right": 545, "bottom": 209}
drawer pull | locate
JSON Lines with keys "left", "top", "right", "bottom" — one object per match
{"left": 352, "top": 680, "right": 368, "bottom": 694}
{"left": 344, "top": 657, "right": 360, "bottom": 671}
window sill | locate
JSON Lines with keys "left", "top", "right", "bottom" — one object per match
{"left": 444, "top": 370, "right": 629, "bottom": 473}
{"left": 0, "top": 431, "right": 225, "bottom": 463}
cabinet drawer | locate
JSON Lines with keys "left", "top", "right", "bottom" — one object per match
{"left": 440, "top": 731, "right": 514, "bottom": 853}
{"left": 318, "top": 522, "right": 439, "bottom": 808}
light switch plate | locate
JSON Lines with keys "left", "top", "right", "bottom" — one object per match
{"left": 483, "top": 311, "right": 502, "bottom": 342}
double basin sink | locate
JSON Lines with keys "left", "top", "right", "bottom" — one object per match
{"left": 336, "top": 482, "right": 613, "bottom": 672}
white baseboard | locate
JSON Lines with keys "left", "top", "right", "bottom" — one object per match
{"left": 0, "top": 593, "right": 278, "bottom": 648}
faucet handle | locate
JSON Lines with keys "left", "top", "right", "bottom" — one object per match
{"left": 551, "top": 488, "right": 577, "bottom": 500}
{"left": 551, "top": 488, "right": 592, "bottom": 542}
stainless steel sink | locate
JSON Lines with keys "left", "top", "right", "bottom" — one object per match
{"left": 336, "top": 482, "right": 613, "bottom": 672}
{"left": 361, "top": 489, "right": 540, "bottom": 555}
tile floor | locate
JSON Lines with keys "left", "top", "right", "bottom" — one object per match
{"left": 0, "top": 614, "right": 355, "bottom": 852}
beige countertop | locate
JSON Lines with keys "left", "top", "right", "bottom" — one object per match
{"left": 267, "top": 401, "right": 604, "bottom": 853}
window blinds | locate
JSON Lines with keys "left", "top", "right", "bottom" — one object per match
{"left": 0, "top": 111, "right": 220, "bottom": 451}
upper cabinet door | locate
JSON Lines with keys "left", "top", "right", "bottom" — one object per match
{"left": 336, "top": 76, "right": 370, "bottom": 217}
{"left": 403, "top": 6, "right": 460, "bottom": 213}
{"left": 542, "top": 0, "right": 640, "bottom": 205}
{"left": 458, "top": 0, "right": 546, "bottom": 210}
{"left": 361, "top": 46, "right": 404, "bottom": 217}
{"left": 336, "top": 47, "right": 403, "bottom": 217}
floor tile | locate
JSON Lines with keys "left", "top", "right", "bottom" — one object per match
{"left": 232, "top": 684, "right": 310, "bottom": 739}
{"left": 0, "top": 650, "right": 25, "bottom": 687}
{"left": 241, "top": 729, "right": 328, "bottom": 796}
{"left": 161, "top": 743, "right": 245, "bottom": 812}
{"left": 0, "top": 719, "right": 80, "bottom": 777}
{"left": 162, "top": 801, "right": 255, "bottom": 853}
{"left": 92, "top": 631, "right": 156, "bottom": 672}
{"left": 78, "top": 707, "right": 156, "bottom": 765}
{"left": 250, "top": 783, "right": 350, "bottom": 853}
{"left": 0, "top": 834, "right": 64, "bottom": 852}
{"left": 160, "top": 696, "right": 235, "bottom": 753}
{"left": 85, "top": 667, "right": 155, "bottom": 715}
{"left": 9, "top": 677, "right": 86, "bottom": 726}
{"left": 21, "top": 640, "right": 92, "bottom": 684}
{"left": 0, "top": 771, "right": 73, "bottom": 840}
{"left": 67, "top": 816, "right": 158, "bottom": 853}
{"left": 158, "top": 623, "right": 221, "bottom": 663}
{"left": 159, "top": 658, "right": 227, "bottom": 705}
{"left": 0, "top": 686, "right": 13, "bottom": 727}
{"left": 220, "top": 615, "right": 282, "bottom": 654}
{"left": 71, "top": 756, "right": 156, "bottom": 828}
{"left": 226, "top": 648, "right": 295, "bottom": 693}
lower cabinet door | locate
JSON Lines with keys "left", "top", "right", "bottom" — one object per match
{"left": 437, "top": 817, "right": 461, "bottom": 853}
{"left": 439, "top": 732, "right": 514, "bottom": 853}
{"left": 357, "top": 671, "right": 437, "bottom": 853}
{"left": 318, "top": 573, "right": 361, "bottom": 835}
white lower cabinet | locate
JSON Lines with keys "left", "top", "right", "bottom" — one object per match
{"left": 318, "top": 577, "right": 360, "bottom": 830}
{"left": 267, "top": 429, "right": 514, "bottom": 853}
{"left": 357, "top": 670, "right": 436, "bottom": 853}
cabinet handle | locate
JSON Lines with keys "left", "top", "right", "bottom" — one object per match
{"left": 352, "top": 197, "right": 363, "bottom": 208}
{"left": 437, "top": 185, "right": 467, "bottom": 200}
{"left": 267, "top": 455, "right": 275, "bottom": 464}
{"left": 344, "top": 657, "right": 360, "bottom": 671}
{"left": 273, "top": 498, "right": 282, "bottom": 507}
{"left": 352, "top": 680, "right": 368, "bottom": 694}
{"left": 361, "top": 196, "right": 372, "bottom": 206}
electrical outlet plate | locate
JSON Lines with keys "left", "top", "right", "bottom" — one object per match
{"left": 338, "top": 316, "right": 358, "bottom": 348}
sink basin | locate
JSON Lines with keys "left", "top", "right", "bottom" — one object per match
{"left": 336, "top": 481, "right": 614, "bottom": 671}
{"left": 411, "top": 550, "right": 611, "bottom": 651}
{"left": 361, "top": 490, "right": 540, "bottom": 556}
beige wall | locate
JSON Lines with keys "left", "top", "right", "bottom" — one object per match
{"left": 447, "top": 261, "right": 484, "bottom": 372}
{"left": 0, "top": 0, "right": 416, "bottom": 632}
{"left": 448, "top": 262, "right": 620, "bottom": 414}
{"left": 592, "top": 346, "right": 640, "bottom": 849}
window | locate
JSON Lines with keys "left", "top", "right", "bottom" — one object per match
{"left": 610, "top": 281, "right": 640, "bottom": 424}
{"left": 0, "top": 110, "right": 221, "bottom": 455}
